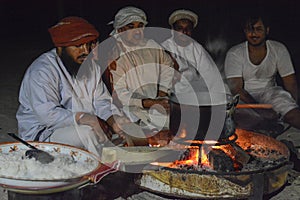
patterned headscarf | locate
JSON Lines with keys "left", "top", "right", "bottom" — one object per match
{"left": 108, "top": 6, "right": 148, "bottom": 36}
{"left": 48, "top": 16, "right": 99, "bottom": 47}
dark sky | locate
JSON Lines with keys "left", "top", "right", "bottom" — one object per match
{"left": 1, "top": 0, "right": 299, "bottom": 43}
{"left": 1, "top": 0, "right": 300, "bottom": 71}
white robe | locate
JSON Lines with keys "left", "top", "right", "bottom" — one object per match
{"left": 17, "top": 49, "right": 120, "bottom": 142}
{"left": 161, "top": 37, "right": 227, "bottom": 106}
{"left": 111, "top": 39, "right": 174, "bottom": 129}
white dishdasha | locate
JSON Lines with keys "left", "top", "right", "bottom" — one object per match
{"left": 0, "top": 150, "right": 98, "bottom": 180}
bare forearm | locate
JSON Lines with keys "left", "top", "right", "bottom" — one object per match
{"left": 142, "top": 99, "right": 156, "bottom": 108}
{"left": 142, "top": 98, "right": 170, "bottom": 113}
{"left": 282, "top": 74, "right": 298, "bottom": 102}
{"left": 106, "top": 115, "right": 116, "bottom": 128}
{"left": 234, "top": 88, "right": 257, "bottom": 104}
{"left": 227, "top": 78, "right": 257, "bottom": 104}
{"left": 286, "top": 85, "right": 298, "bottom": 102}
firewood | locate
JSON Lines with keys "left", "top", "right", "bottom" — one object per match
{"left": 208, "top": 149, "right": 235, "bottom": 171}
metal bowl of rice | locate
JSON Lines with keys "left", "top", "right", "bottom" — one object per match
{"left": 0, "top": 141, "right": 119, "bottom": 194}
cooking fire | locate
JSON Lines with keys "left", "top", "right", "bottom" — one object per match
{"left": 140, "top": 129, "right": 292, "bottom": 199}
{"left": 151, "top": 129, "right": 287, "bottom": 173}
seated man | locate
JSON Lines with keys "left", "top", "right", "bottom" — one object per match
{"left": 16, "top": 16, "right": 128, "bottom": 157}
{"left": 107, "top": 6, "right": 175, "bottom": 131}
{"left": 224, "top": 13, "right": 300, "bottom": 135}
{"left": 161, "top": 9, "right": 229, "bottom": 140}
{"left": 161, "top": 9, "right": 227, "bottom": 100}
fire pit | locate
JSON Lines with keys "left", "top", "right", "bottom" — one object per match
{"left": 138, "top": 129, "right": 292, "bottom": 199}
{"left": 136, "top": 93, "right": 292, "bottom": 199}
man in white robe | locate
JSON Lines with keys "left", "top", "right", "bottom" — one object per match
{"left": 108, "top": 6, "right": 175, "bottom": 131}
{"left": 17, "top": 16, "right": 127, "bottom": 157}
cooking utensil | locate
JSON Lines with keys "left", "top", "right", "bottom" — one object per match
{"left": 7, "top": 133, "right": 54, "bottom": 164}
{"left": 236, "top": 104, "right": 272, "bottom": 109}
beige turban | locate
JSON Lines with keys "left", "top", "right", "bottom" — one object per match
{"left": 108, "top": 6, "right": 148, "bottom": 36}
{"left": 169, "top": 9, "right": 198, "bottom": 28}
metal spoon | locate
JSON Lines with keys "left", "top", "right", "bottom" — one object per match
{"left": 7, "top": 133, "right": 54, "bottom": 164}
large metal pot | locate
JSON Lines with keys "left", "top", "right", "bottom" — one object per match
{"left": 0, "top": 142, "right": 120, "bottom": 194}
{"left": 169, "top": 92, "right": 234, "bottom": 141}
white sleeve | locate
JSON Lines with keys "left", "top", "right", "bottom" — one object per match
{"left": 94, "top": 78, "right": 121, "bottom": 120}
{"left": 27, "top": 69, "right": 74, "bottom": 129}
{"left": 158, "top": 48, "right": 174, "bottom": 93}
{"left": 276, "top": 44, "right": 295, "bottom": 77}
{"left": 196, "top": 46, "right": 226, "bottom": 94}
{"left": 224, "top": 50, "right": 243, "bottom": 79}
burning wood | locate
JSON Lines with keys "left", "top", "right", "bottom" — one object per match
{"left": 214, "top": 143, "right": 251, "bottom": 169}
{"left": 229, "top": 143, "right": 251, "bottom": 165}
{"left": 208, "top": 149, "right": 235, "bottom": 171}
{"left": 151, "top": 128, "right": 289, "bottom": 173}
{"left": 139, "top": 129, "right": 292, "bottom": 199}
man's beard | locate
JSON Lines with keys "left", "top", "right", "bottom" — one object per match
{"left": 60, "top": 48, "right": 81, "bottom": 76}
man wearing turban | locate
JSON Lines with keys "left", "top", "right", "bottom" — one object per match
{"left": 161, "top": 9, "right": 226, "bottom": 100}
{"left": 107, "top": 6, "right": 175, "bottom": 132}
{"left": 16, "top": 16, "right": 128, "bottom": 157}
{"left": 160, "top": 9, "right": 229, "bottom": 141}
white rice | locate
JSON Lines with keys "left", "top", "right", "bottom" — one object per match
{"left": 0, "top": 150, "right": 98, "bottom": 180}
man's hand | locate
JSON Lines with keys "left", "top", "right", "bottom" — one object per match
{"left": 106, "top": 115, "right": 131, "bottom": 139}
{"left": 142, "top": 98, "right": 170, "bottom": 114}
{"left": 76, "top": 112, "right": 108, "bottom": 142}
{"left": 255, "top": 108, "right": 279, "bottom": 121}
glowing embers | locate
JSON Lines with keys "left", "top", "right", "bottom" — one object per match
{"left": 154, "top": 129, "right": 288, "bottom": 172}
{"left": 168, "top": 144, "right": 237, "bottom": 172}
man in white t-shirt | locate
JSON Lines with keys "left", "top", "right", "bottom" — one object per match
{"left": 224, "top": 14, "right": 300, "bottom": 133}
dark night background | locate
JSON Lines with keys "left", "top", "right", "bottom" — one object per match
{"left": 1, "top": 2, "right": 300, "bottom": 197}
{"left": 1, "top": 0, "right": 299, "bottom": 70}
{"left": 0, "top": 0, "right": 300, "bottom": 121}
{"left": 2, "top": 0, "right": 299, "bottom": 44}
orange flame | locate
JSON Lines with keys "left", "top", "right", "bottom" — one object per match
{"left": 172, "top": 146, "right": 199, "bottom": 166}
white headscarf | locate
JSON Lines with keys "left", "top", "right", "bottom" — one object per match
{"left": 108, "top": 6, "right": 148, "bottom": 36}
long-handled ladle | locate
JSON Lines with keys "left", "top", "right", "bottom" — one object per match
{"left": 7, "top": 133, "right": 54, "bottom": 164}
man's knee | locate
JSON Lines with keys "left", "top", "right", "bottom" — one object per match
{"left": 76, "top": 125, "right": 98, "bottom": 140}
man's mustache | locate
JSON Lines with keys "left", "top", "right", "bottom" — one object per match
{"left": 78, "top": 54, "right": 88, "bottom": 59}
